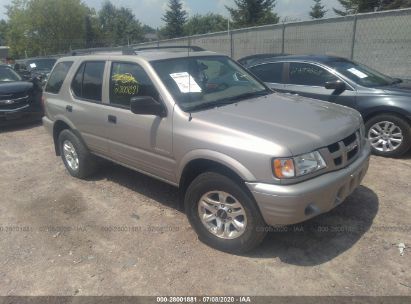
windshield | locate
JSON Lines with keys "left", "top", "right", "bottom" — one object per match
{"left": 0, "top": 66, "right": 22, "bottom": 82}
{"left": 329, "top": 60, "right": 396, "bottom": 87}
{"left": 26, "top": 59, "right": 57, "bottom": 71}
{"left": 151, "top": 56, "right": 270, "bottom": 112}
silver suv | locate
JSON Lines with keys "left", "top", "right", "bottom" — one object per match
{"left": 42, "top": 48, "right": 371, "bottom": 253}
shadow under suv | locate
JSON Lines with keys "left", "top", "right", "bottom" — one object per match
{"left": 42, "top": 48, "right": 371, "bottom": 253}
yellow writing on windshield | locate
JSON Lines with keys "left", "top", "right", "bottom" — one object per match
{"left": 112, "top": 73, "right": 139, "bottom": 96}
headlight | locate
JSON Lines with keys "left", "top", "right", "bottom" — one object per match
{"left": 273, "top": 151, "right": 326, "bottom": 179}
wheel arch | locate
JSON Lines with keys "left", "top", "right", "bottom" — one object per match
{"left": 177, "top": 151, "right": 256, "bottom": 197}
{"left": 52, "top": 117, "right": 84, "bottom": 156}
{"left": 363, "top": 109, "right": 411, "bottom": 126}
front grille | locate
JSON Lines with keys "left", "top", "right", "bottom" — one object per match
{"left": 342, "top": 133, "right": 357, "bottom": 146}
{"left": 0, "top": 93, "right": 30, "bottom": 110}
{"left": 326, "top": 131, "right": 361, "bottom": 169}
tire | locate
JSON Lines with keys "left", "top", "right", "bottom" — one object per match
{"left": 365, "top": 114, "right": 411, "bottom": 157}
{"left": 184, "top": 172, "right": 267, "bottom": 254}
{"left": 58, "top": 129, "right": 97, "bottom": 178}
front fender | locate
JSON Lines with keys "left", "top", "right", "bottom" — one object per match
{"left": 177, "top": 149, "right": 257, "bottom": 183}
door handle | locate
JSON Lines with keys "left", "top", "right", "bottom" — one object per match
{"left": 108, "top": 115, "right": 117, "bottom": 124}
{"left": 66, "top": 105, "right": 73, "bottom": 112}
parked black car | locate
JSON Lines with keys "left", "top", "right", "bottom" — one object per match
{"left": 241, "top": 54, "right": 411, "bottom": 157}
{"left": 14, "top": 57, "right": 57, "bottom": 87}
{"left": 0, "top": 65, "right": 43, "bottom": 125}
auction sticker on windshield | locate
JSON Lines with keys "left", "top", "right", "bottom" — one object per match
{"left": 347, "top": 68, "right": 368, "bottom": 79}
{"left": 170, "top": 72, "right": 202, "bottom": 93}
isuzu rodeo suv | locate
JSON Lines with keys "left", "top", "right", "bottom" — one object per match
{"left": 42, "top": 47, "right": 371, "bottom": 253}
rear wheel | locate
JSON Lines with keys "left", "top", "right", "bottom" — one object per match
{"left": 184, "top": 172, "right": 267, "bottom": 253}
{"left": 365, "top": 114, "right": 411, "bottom": 157}
{"left": 58, "top": 129, "right": 97, "bottom": 178}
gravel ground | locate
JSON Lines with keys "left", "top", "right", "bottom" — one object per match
{"left": 0, "top": 123, "right": 410, "bottom": 296}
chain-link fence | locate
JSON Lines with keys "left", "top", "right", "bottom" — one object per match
{"left": 72, "top": 8, "right": 411, "bottom": 79}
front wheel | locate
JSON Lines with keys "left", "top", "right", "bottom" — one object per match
{"left": 365, "top": 114, "right": 411, "bottom": 157}
{"left": 184, "top": 172, "right": 267, "bottom": 254}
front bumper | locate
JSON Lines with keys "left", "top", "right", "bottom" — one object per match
{"left": 0, "top": 103, "right": 43, "bottom": 125}
{"left": 246, "top": 142, "right": 371, "bottom": 226}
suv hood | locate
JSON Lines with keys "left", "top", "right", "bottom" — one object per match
{"left": 193, "top": 93, "right": 361, "bottom": 156}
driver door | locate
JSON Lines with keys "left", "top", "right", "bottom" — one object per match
{"left": 103, "top": 61, "right": 175, "bottom": 182}
{"left": 284, "top": 62, "right": 356, "bottom": 109}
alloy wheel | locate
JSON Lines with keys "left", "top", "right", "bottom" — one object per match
{"left": 63, "top": 140, "right": 79, "bottom": 171}
{"left": 368, "top": 121, "right": 403, "bottom": 152}
{"left": 198, "top": 191, "right": 247, "bottom": 240}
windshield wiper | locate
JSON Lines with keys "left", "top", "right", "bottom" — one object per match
{"left": 186, "top": 90, "right": 272, "bottom": 112}
{"left": 225, "top": 90, "right": 272, "bottom": 102}
{"left": 187, "top": 99, "right": 238, "bottom": 112}
{"left": 391, "top": 78, "right": 403, "bottom": 85}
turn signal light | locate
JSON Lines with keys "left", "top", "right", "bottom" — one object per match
{"left": 273, "top": 159, "right": 295, "bottom": 179}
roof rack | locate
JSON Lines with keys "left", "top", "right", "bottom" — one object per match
{"left": 122, "top": 45, "right": 205, "bottom": 55}
{"left": 71, "top": 47, "right": 122, "bottom": 56}
{"left": 69, "top": 45, "right": 206, "bottom": 56}
{"left": 136, "top": 46, "right": 205, "bottom": 52}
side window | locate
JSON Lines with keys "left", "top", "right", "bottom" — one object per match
{"left": 288, "top": 63, "right": 338, "bottom": 86}
{"left": 71, "top": 63, "right": 85, "bottom": 97}
{"left": 109, "top": 62, "right": 159, "bottom": 108}
{"left": 82, "top": 62, "right": 105, "bottom": 101}
{"left": 249, "top": 63, "right": 283, "bottom": 83}
{"left": 71, "top": 61, "right": 105, "bottom": 102}
{"left": 45, "top": 61, "right": 73, "bottom": 94}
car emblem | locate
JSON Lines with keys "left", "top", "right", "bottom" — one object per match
{"left": 346, "top": 140, "right": 359, "bottom": 152}
{"left": 0, "top": 99, "right": 14, "bottom": 105}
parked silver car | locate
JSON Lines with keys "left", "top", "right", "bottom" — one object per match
{"left": 42, "top": 48, "right": 371, "bottom": 253}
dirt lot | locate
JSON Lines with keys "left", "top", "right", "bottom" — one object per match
{"left": 0, "top": 123, "right": 410, "bottom": 296}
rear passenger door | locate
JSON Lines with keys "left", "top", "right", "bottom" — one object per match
{"left": 248, "top": 62, "right": 286, "bottom": 92}
{"left": 68, "top": 61, "right": 110, "bottom": 156}
{"left": 284, "top": 62, "right": 356, "bottom": 108}
{"left": 103, "top": 61, "right": 175, "bottom": 182}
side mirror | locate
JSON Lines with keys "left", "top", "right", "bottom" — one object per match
{"left": 130, "top": 96, "right": 166, "bottom": 117}
{"left": 325, "top": 80, "right": 346, "bottom": 91}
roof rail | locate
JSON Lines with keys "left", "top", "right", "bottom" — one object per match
{"left": 71, "top": 47, "right": 122, "bottom": 56}
{"left": 71, "top": 45, "right": 206, "bottom": 56}
{"left": 134, "top": 45, "right": 205, "bottom": 52}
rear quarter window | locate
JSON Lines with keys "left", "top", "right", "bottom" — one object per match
{"left": 45, "top": 61, "right": 74, "bottom": 94}
{"left": 71, "top": 61, "right": 105, "bottom": 102}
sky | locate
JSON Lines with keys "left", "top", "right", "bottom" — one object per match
{"left": 0, "top": 0, "right": 344, "bottom": 27}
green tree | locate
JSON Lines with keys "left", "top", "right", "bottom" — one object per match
{"left": 142, "top": 25, "right": 157, "bottom": 34}
{"left": 99, "top": 1, "right": 144, "bottom": 46}
{"left": 333, "top": 0, "right": 380, "bottom": 15}
{"left": 6, "top": 0, "right": 90, "bottom": 57}
{"left": 0, "top": 20, "right": 9, "bottom": 46}
{"left": 226, "top": 0, "right": 279, "bottom": 28}
{"left": 310, "top": 0, "right": 327, "bottom": 19}
{"left": 84, "top": 10, "right": 103, "bottom": 48}
{"left": 6, "top": 0, "right": 30, "bottom": 57}
{"left": 334, "top": 0, "right": 411, "bottom": 15}
{"left": 380, "top": 0, "right": 411, "bottom": 9}
{"left": 184, "top": 13, "right": 228, "bottom": 35}
{"left": 162, "top": 0, "right": 188, "bottom": 38}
